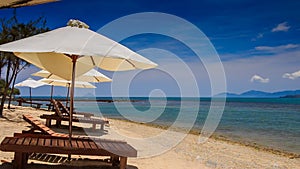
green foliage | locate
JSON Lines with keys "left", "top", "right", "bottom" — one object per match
{"left": 0, "top": 10, "right": 49, "bottom": 114}
{"left": 0, "top": 79, "right": 20, "bottom": 96}
{"left": 12, "top": 88, "right": 20, "bottom": 95}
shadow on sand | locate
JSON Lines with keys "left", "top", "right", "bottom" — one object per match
{"left": 0, "top": 153, "right": 138, "bottom": 169}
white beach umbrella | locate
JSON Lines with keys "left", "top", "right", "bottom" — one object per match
{"left": 33, "top": 68, "right": 111, "bottom": 103}
{"left": 0, "top": 20, "right": 157, "bottom": 81}
{"left": 14, "top": 78, "right": 46, "bottom": 104}
{"left": 39, "top": 79, "right": 96, "bottom": 88}
{"left": 0, "top": 0, "right": 59, "bottom": 8}
{"left": 32, "top": 68, "right": 112, "bottom": 83}
{"left": 39, "top": 78, "right": 96, "bottom": 106}
{"left": 0, "top": 20, "right": 157, "bottom": 138}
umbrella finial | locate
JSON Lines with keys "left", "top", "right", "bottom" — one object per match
{"left": 67, "top": 19, "right": 89, "bottom": 29}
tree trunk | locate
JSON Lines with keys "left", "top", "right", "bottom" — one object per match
{"left": 0, "top": 59, "right": 12, "bottom": 117}
{"left": 8, "top": 64, "right": 18, "bottom": 109}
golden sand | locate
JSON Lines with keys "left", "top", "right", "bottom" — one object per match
{"left": 0, "top": 105, "right": 299, "bottom": 169}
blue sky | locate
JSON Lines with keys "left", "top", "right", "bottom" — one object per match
{"left": 0, "top": 0, "right": 300, "bottom": 97}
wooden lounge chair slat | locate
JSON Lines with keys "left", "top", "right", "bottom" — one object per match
{"left": 23, "top": 138, "right": 31, "bottom": 145}
{"left": 2, "top": 138, "right": 10, "bottom": 145}
{"left": 44, "top": 138, "right": 51, "bottom": 146}
{"left": 83, "top": 140, "right": 91, "bottom": 149}
{"left": 118, "top": 142, "right": 130, "bottom": 150}
{"left": 89, "top": 141, "right": 98, "bottom": 149}
{"left": 71, "top": 140, "right": 77, "bottom": 148}
{"left": 51, "top": 139, "right": 58, "bottom": 147}
{"left": 58, "top": 139, "right": 65, "bottom": 147}
{"left": 38, "top": 138, "right": 45, "bottom": 146}
{"left": 99, "top": 142, "right": 116, "bottom": 152}
{"left": 30, "top": 137, "right": 38, "bottom": 146}
{"left": 112, "top": 144, "right": 125, "bottom": 155}
{"left": 64, "top": 140, "right": 71, "bottom": 148}
{"left": 77, "top": 140, "right": 85, "bottom": 149}
{"left": 16, "top": 137, "right": 25, "bottom": 145}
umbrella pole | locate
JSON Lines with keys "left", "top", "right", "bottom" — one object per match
{"left": 68, "top": 55, "right": 78, "bottom": 160}
{"left": 66, "top": 84, "right": 70, "bottom": 108}
{"left": 29, "top": 88, "right": 32, "bottom": 107}
{"left": 50, "top": 85, "right": 54, "bottom": 101}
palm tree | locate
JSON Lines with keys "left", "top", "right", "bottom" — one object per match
{"left": 0, "top": 12, "right": 49, "bottom": 117}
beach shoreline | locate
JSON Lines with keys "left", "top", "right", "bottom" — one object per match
{"left": 0, "top": 105, "right": 299, "bottom": 169}
{"left": 107, "top": 118, "right": 300, "bottom": 159}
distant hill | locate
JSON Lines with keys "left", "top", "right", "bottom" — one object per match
{"left": 215, "top": 90, "right": 300, "bottom": 98}
{"left": 281, "top": 94, "right": 300, "bottom": 98}
{"left": 214, "top": 92, "right": 239, "bottom": 97}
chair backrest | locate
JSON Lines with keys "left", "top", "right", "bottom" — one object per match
{"left": 23, "top": 114, "right": 56, "bottom": 135}
{"left": 56, "top": 100, "right": 70, "bottom": 115}
{"left": 51, "top": 99, "right": 64, "bottom": 118}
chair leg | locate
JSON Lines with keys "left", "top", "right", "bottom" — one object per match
{"left": 13, "top": 152, "right": 27, "bottom": 169}
{"left": 111, "top": 156, "right": 119, "bottom": 167}
{"left": 22, "top": 153, "right": 28, "bottom": 167}
{"left": 56, "top": 120, "right": 61, "bottom": 127}
{"left": 120, "top": 157, "right": 127, "bottom": 169}
{"left": 92, "top": 123, "right": 96, "bottom": 130}
{"left": 46, "top": 119, "right": 51, "bottom": 126}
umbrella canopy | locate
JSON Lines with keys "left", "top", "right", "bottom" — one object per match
{"left": 32, "top": 69, "right": 112, "bottom": 83}
{"left": 14, "top": 78, "right": 46, "bottom": 104}
{"left": 0, "top": 21, "right": 157, "bottom": 81}
{"left": 39, "top": 78, "right": 96, "bottom": 88}
{"left": 15, "top": 77, "right": 46, "bottom": 88}
{"left": 0, "top": 20, "right": 157, "bottom": 140}
{"left": 39, "top": 78, "right": 96, "bottom": 107}
{"left": 0, "top": 0, "right": 59, "bottom": 9}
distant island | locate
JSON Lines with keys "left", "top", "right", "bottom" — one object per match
{"left": 280, "top": 94, "right": 300, "bottom": 98}
{"left": 215, "top": 90, "right": 300, "bottom": 98}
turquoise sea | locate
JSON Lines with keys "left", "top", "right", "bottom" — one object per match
{"left": 28, "top": 97, "right": 300, "bottom": 155}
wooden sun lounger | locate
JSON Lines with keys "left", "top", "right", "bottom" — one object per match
{"left": 56, "top": 100, "right": 95, "bottom": 118}
{"left": 0, "top": 114, "right": 137, "bottom": 169}
{"left": 40, "top": 99, "right": 109, "bottom": 130}
{"left": 0, "top": 134, "right": 137, "bottom": 169}
{"left": 22, "top": 114, "right": 67, "bottom": 137}
{"left": 16, "top": 98, "right": 42, "bottom": 109}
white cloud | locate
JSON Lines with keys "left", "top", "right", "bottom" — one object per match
{"left": 221, "top": 49, "right": 300, "bottom": 93}
{"left": 251, "top": 33, "right": 264, "bottom": 41}
{"left": 272, "top": 22, "right": 290, "bottom": 32}
{"left": 255, "top": 44, "right": 298, "bottom": 53}
{"left": 250, "top": 75, "right": 270, "bottom": 83}
{"left": 282, "top": 70, "right": 300, "bottom": 80}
